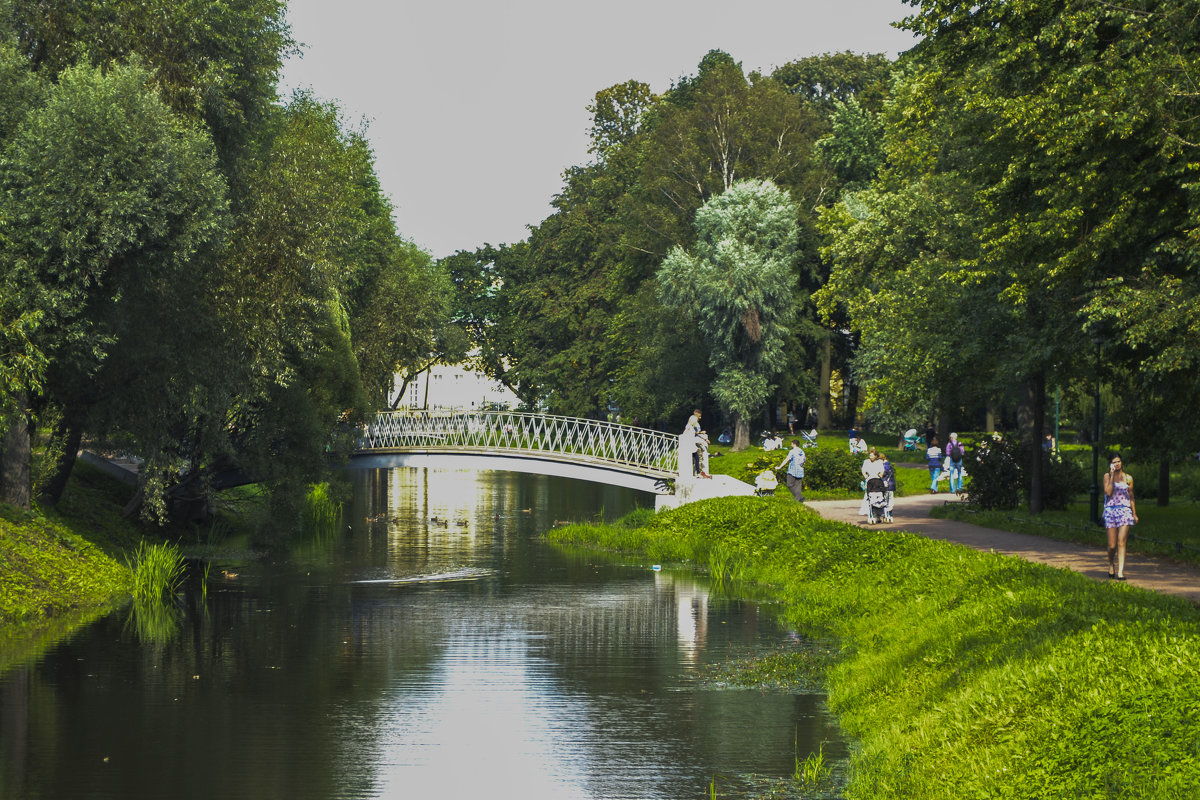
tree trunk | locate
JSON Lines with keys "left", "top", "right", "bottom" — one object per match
{"left": 733, "top": 413, "right": 750, "bottom": 451}
{"left": 817, "top": 335, "right": 833, "bottom": 429}
{"left": 844, "top": 381, "right": 859, "bottom": 430}
{"left": 985, "top": 402, "right": 997, "bottom": 434}
{"left": 38, "top": 419, "right": 82, "bottom": 507}
{"left": 0, "top": 394, "right": 32, "bottom": 510}
{"left": 1157, "top": 454, "right": 1170, "bottom": 507}
{"left": 1020, "top": 374, "right": 1046, "bottom": 515}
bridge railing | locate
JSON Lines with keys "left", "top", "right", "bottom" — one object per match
{"left": 360, "top": 410, "right": 679, "bottom": 476}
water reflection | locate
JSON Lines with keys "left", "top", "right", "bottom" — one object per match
{"left": 0, "top": 468, "right": 844, "bottom": 799}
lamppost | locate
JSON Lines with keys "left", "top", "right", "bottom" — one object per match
{"left": 1088, "top": 338, "right": 1103, "bottom": 526}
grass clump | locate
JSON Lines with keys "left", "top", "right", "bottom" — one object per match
{"left": 549, "top": 496, "right": 1200, "bottom": 798}
{"left": 128, "top": 540, "right": 185, "bottom": 603}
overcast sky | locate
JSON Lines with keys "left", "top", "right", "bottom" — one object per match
{"left": 280, "top": 0, "right": 919, "bottom": 259}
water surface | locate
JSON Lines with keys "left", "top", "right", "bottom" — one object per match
{"left": 0, "top": 467, "right": 845, "bottom": 799}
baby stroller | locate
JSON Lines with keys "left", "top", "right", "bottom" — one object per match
{"left": 865, "top": 477, "right": 888, "bottom": 524}
{"left": 902, "top": 428, "right": 923, "bottom": 451}
{"left": 800, "top": 428, "right": 818, "bottom": 448}
{"left": 754, "top": 469, "right": 778, "bottom": 497}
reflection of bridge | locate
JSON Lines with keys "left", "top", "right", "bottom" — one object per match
{"left": 352, "top": 411, "right": 680, "bottom": 494}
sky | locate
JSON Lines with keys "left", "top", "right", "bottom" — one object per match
{"left": 280, "top": 0, "right": 920, "bottom": 259}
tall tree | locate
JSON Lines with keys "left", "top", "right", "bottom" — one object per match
{"left": 657, "top": 179, "right": 799, "bottom": 449}
{"left": 822, "top": 0, "right": 1200, "bottom": 512}
{"left": 1, "top": 62, "right": 229, "bottom": 509}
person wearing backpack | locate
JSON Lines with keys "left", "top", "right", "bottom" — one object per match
{"left": 880, "top": 452, "right": 896, "bottom": 522}
{"left": 945, "top": 432, "right": 966, "bottom": 495}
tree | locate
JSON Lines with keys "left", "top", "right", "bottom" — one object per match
{"left": 341, "top": 133, "right": 453, "bottom": 409}
{"left": 656, "top": 179, "right": 799, "bottom": 449}
{"left": 821, "top": 0, "right": 1200, "bottom": 513}
{"left": 7, "top": 0, "right": 292, "bottom": 175}
{"left": 0, "top": 28, "right": 46, "bottom": 508}
{"left": 586, "top": 79, "right": 654, "bottom": 161}
{"left": 773, "top": 51, "right": 894, "bottom": 112}
{"left": 1, "top": 62, "right": 229, "bottom": 509}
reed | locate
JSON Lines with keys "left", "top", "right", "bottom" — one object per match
{"left": 302, "top": 482, "right": 343, "bottom": 542}
{"left": 796, "top": 739, "right": 830, "bottom": 786}
{"left": 128, "top": 540, "right": 185, "bottom": 604}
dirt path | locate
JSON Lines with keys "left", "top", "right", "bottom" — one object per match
{"left": 805, "top": 493, "right": 1200, "bottom": 604}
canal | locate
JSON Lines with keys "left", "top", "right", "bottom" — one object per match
{"left": 0, "top": 467, "right": 846, "bottom": 799}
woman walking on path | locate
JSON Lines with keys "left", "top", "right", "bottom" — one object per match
{"left": 777, "top": 440, "right": 807, "bottom": 502}
{"left": 1103, "top": 452, "right": 1138, "bottom": 580}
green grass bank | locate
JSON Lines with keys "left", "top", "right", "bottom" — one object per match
{"left": 0, "top": 463, "right": 138, "bottom": 671}
{"left": 1, "top": 482, "right": 135, "bottom": 676}
{"left": 548, "top": 496, "right": 1200, "bottom": 799}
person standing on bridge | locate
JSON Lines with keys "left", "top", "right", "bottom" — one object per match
{"left": 684, "top": 409, "right": 710, "bottom": 478}
{"left": 777, "top": 440, "right": 806, "bottom": 502}
{"left": 1103, "top": 452, "right": 1138, "bottom": 580}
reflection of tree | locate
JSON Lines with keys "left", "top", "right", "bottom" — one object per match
{"left": 3, "top": 470, "right": 835, "bottom": 797}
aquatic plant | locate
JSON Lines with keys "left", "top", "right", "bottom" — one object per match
{"left": 129, "top": 540, "right": 185, "bottom": 604}
{"left": 796, "top": 739, "right": 830, "bottom": 786}
{"left": 302, "top": 482, "right": 343, "bottom": 542}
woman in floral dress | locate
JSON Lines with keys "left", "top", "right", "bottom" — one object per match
{"left": 1102, "top": 452, "right": 1138, "bottom": 580}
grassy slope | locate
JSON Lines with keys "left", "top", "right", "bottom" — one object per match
{"left": 0, "top": 461, "right": 139, "bottom": 670}
{"left": 549, "top": 496, "right": 1200, "bottom": 799}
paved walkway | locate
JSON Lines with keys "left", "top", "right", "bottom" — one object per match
{"left": 805, "top": 493, "right": 1200, "bottom": 604}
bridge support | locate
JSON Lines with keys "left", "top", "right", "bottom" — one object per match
{"left": 654, "top": 436, "right": 755, "bottom": 511}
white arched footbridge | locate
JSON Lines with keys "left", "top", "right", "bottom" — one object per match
{"left": 351, "top": 410, "right": 753, "bottom": 506}
{"left": 353, "top": 410, "right": 678, "bottom": 494}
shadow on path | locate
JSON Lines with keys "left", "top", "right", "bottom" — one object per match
{"left": 805, "top": 493, "right": 1200, "bottom": 604}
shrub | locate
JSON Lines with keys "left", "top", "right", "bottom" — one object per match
{"left": 966, "top": 435, "right": 1088, "bottom": 510}
{"left": 738, "top": 454, "right": 781, "bottom": 484}
{"left": 803, "top": 446, "right": 864, "bottom": 492}
{"left": 738, "top": 447, "right": 863, "bottom": 492}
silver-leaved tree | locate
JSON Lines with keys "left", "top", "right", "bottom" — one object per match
{"left": 657, "top": 178, "right": 799, "bottom": 450}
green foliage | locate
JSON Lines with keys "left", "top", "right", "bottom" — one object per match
{"left": 0, "top": 5, "right": 452, "bottom": 525}
{"left": 967, "top": 436, "right": 1088, "bottom": 511}
{"left": 302, "top": 482, "right": 343, "bottom": 541}
{"left": 963, "top": 437, "right": 1023, "bottom": 510}
{"left": 657, "top": 179, "right": 800, "bottom": 440}
{"left": 802, "top": 447, "right": 863, "bottom": 492}
{"left": 796, "top": 741, "right": 831, "bottom": 787}
{"left": 819, "top": 0, "right": 1200, "bottom": 509}
{"left": 734, "top": 445, "right": 864, "bottom": 493}
{"left": 935, "top": 499, "right": 1200, "bottom": 564}
{"left": 772, "top": 51, "right": 894, "bottom": 111}
{"left": 551, "top": 496, "right": 1200, "bottom": 798}
{"left": 0, "top": 472, "right": 134, "bottom": 628}
{"left": 737, "top": 453, "right": 780, "bottom": 484}
{"left": 7, "top": 0, "right": 293, "bottom": 168}
{"left": 128, "top": 540, "right": 185, "bottom": 604}
{"left": 815, "top": 97, "right": 884, "bottom": 191}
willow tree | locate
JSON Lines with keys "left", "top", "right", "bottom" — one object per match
{"left": 656, "top": 179, "right": 798, "bottom": 449}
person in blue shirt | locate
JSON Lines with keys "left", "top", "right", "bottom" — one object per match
{"left": 777, "top": 440, "right": 807, "bottom": 502}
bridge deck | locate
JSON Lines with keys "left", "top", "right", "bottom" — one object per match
{"left": 356, "top": 411, "right": 679, "bottom": 479}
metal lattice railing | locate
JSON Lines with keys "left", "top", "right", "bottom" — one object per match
{"left": 359, "top": 410, "right": 679, "bottom": 477}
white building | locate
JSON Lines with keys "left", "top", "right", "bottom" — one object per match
{"left": 388, "top": 361, "right": 521, "bottom": 411}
